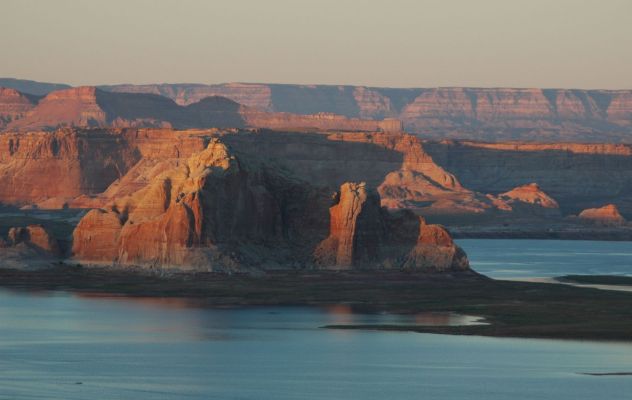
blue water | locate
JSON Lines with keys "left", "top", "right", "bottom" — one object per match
{"left": 458, "top": 239, "right": 632, "bottom": 279}
{"left": 1, "top": 240, "right": 632, "bottom": 399}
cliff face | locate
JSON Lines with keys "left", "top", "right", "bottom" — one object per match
{"left": 5, "top": 78, "right": 632, "bottom": 141}
{"left": 0, "top": 88, "right": 37, "bottom": 129}
{"left": 219, "top": 131, "right": 467, "bottom": 210}
{"left": 4, "top": 127, "right": 632, "bottom": 223}
{"left": 3, "top": 86, "right": 401, "bottom": 133}
{"left": 314, "top": 182, "right": 468, "bottom": 271}
{"left": 424, "top": 141, "right": 632, "bottom": 217}
{"left": 103, "top": 84, "right": 632, "bottom": 142}
{"left": 0, "top": 129, "right": 142, "bottom": 204}
{"left": 72, "top": 138, "right": 468, "bottom": 272}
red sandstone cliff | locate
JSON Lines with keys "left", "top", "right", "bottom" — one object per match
{"left": 578, "top": 204, "right": 626, "bottom": 226}
{"left": 491, "top": 183, "right": 561, "bottom": 216}
{"left": 314, "top": 182, "right": 468, "bottom": 270}
{"left": 71, "top": 139, "right": 468, "bottom": 272}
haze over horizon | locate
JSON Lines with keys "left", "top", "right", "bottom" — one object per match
{"left": 2, "top": 0, "right": 632, "bottom": 89}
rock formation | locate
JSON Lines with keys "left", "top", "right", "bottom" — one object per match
{"left": 0, "top": 87, "right": 37, "bottom": 129}
{"left": 5, "top": 225, "right": 61, "bottom": 256}
{"left": 71, "top": 139, "right": 468, "bottom": 272}
{"left": 424, "top": 140, "right": 632, "bottom": 217}
{"left": 98, "top": 83, "right": 632, "bottom": 142}
{"left": 4, "top": 126, "right": 632, "bottom": 227}
{"left": 3, "top": 78, "right": 632, "bottom": 141}
{"left": 491, "top": 183, "right": 560, "bottom": 216}
{"left": 315, "top": 183, "right": 384, "bottom": 268}
{"left": 578, "top": 204, "right": 626, "bottom": 226}
{"left": 0, "top": 129, "right": 143, "bottom": 205}
{"left": 314, "top": 182, "right": 468, "bottom": 271}
{"left": 2, "top": 86, "right": 401, "bottom": 133}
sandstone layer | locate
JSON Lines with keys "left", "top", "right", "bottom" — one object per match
{"left": 424, "top": 141, "right": 632, "bottom": 217}
{"left": 578, "top": 204, "right": 626, "bottom": 226}
{"left": 4, "top": 79, "right": 632, "bottom": 142}
{"left": 6, "top": 225, "right": 61, "bottom": 256}
{"left": 0, "top": 224, "right": 62, "bottom": 269}
{"left": 71, "top": 138, "right": 468, "bottom": 272}
{"left": 314, "top": 182, "right": 468, "bottom": 271}
{"left": 98, "top": 83, "right": 632, "bottom": 142}
{"left": 2, "top": 127, "right": 624, "bottom": 222}
{"left": 491, "top": 183, "right": 560, "bottom": 216}
{"left": 2, "top": 86, "right": 401, "bottom": 133}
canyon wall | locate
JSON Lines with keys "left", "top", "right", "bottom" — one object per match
{"left": 5, "top": 128, "right": 632, "bottom": 221}
{"left": 3, "top": 79, "right": 632, "bottom": 142}
{"left": 0, "top": 88, "right": 37, "bottom": 129}
{"left": 101, "top": 83, "right": 632, "bottom": 142}
{"left": 424, "top": 141, "right": 632, "bottom": 216}
{"left": 71, "top": 138, "right": 468, "bottom": 272}
{"left": 1, "top": 86, "right": 401, "bottom": 133}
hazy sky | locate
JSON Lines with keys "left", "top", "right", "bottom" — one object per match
{"left": 2, "top": 0, "right": 631, "bottom": 89}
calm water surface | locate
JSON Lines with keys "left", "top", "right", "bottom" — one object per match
{"left": 458, "top": 239, "right": 632, "bottom": 279}
{"left": 2, "top": 239, "right": 632, "bottom": 399}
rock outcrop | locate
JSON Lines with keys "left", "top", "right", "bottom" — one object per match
{"left": 491, "top": 183, "right": 560, "bottom": 216}
{"left": 0, "top": 87, "right": 37, "bottom": 129}
{"left": 424, "top": 140, "right": 632, "bottom": 217}
{"left": 5, "top": 225, "right": 61, "bottom": 256}
{"left": 314, "top": 182, "right": 469, "bottom": 271}
{"left": 578, "top": 204, "right": 626, "bottom": 226}
{"left": 315, "top": 183, "right": 385, "bottom": 267}
{"left": 72, "top": 138, "right": 326, "bottom": 270}
{"left": 71, "top": 139, "right": 468, "bottom": 272}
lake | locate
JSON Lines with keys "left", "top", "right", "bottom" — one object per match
{"left": 458, "top": 239, "right": 632, "bottom": 279}
{"left": 1, "top": 239, "right": 632, "bottom": 399}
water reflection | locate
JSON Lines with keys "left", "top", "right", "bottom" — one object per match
{"left": 2, "top": 285, "right": 632, "bottom": 400}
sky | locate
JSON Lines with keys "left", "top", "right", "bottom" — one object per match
{"left": 1, "top": 0, "right": 631, "bottom": 89}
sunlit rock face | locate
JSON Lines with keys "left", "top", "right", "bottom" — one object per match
{"left": 314, "top": 182, "right": 469, "bottom": 271}
{"left": 71, "top": 139, "right": 469, "bottom": 273}
{"left": 489, "top": 183, "right": 561, "bottom": 217}
{"left": 6, "top": 225, "right": 61, "bottom": 256}
{"left": 0, "top": 224, "right": 62, "bottom": 269}
{"left": 578, "top": 204, "right": 626, "bottom": 226}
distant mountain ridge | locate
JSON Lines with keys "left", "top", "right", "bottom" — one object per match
{"left": 0, "top": 78, "right": 70, "bottom": 96}
{"left": 103, "top": 84, "right": 632, "bottom": 142}
{"left": 2, "top": 78, "right": 632, "bottom": 141}
{"left": 0, "top": 85, "right": 400, "bottom": 132}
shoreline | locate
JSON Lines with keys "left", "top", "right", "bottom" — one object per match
{"left": 451, "top": 229, "right": 632, "bottom": 241}
{"left": 2, "top": 266, "right": 632, "bottom": 342}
